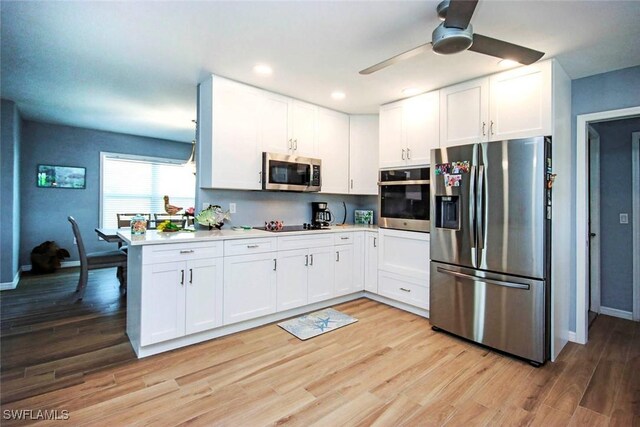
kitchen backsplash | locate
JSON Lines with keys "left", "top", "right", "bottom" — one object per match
{"left": 197, "top": 188, "right": 377, "bottom": 227}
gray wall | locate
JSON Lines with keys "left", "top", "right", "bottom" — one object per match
{"left": 197, "top": 188, "right": 377, "bottom": 229}
{"left": 570, "top": 65, "right": 640, "bottom": 330}
{"left": 591, "top": 118, "right": 640, "bottom": 312}
{"left": 1, "top": 99, "right": 22, "bottom": 283}
{"left": 20, "top": 121, "right": 191, "bottom": 266}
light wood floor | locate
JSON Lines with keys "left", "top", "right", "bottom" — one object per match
{"left": 1, "top": 269, "right": 638, "bottom": 426}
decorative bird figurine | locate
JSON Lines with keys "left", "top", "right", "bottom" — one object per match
{"left": 163, "top": 195, "right": 183, "bottom": 215}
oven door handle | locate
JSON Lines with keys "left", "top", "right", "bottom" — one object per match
{"left": 378, "top": 180, "right": 430, "bottom": 186}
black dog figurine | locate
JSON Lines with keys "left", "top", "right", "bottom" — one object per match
{"left": 30, "top": 241, "right": 70, "bottom": 274}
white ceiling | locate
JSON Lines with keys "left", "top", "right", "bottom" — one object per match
{"left": 2, "top": 1, "right": 639, "bottom": 143}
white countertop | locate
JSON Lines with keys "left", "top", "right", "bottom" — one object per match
{"left": 118, "top": 224, "right": 379, "bottom": 246}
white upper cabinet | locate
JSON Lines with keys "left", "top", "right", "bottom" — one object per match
{"left": 440, "top": 60, "right": 553, "bottom": 148}
{"left": 489, "top": 61, "right": 552, "bottom": 141}
{"left": 379, "top": 91, "right": 439, "bottom": 168}
{"left": 260, "top": 92, "right": 292, "bottom": 155}
{"left": 349, "top": 115, "right": 379, "bottom": 195}
{"left": 317, "top": 107, "right": 350, "bottom": 194}
{"left": 199, "top": 76, "right": 262, "bottom": 190}
{"left": 290, "top": 100, "right": 318, "bottom": 157}
{"left": 440, "top": 77, "right": 489, "bottom": 148}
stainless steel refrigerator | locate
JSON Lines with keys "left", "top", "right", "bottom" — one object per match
{"left": 430, "top": 136, "right": 552, "bottom": 365}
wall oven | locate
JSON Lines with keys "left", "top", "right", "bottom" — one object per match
{"left": 378, "top": 166, "right": 430, "bottom": 232}
{"left": 262, "top": 152, "right": 321, "bottom": 192}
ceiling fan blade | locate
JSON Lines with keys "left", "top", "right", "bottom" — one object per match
{"left": 359, "top": 42, "right": 432, "bottom": 75}
{"left": 444, "top": 0, "right": 478, "bottom": 29}
{"left": 469, "top": 33, "right": 544, "bottom": 65}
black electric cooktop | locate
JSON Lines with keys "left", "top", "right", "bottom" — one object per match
{"left": 258, "top": 224, "right": 331, "bottom": 232}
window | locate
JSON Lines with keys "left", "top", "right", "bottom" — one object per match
{"left": 100, "top": 152, "right": 195, "bottom": 228}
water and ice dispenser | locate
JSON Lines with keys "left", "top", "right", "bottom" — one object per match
{"left": 435, "top": 195, "right": 460, "bottom": 230}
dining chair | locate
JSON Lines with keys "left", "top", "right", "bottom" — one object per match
{"left": 68, "top": 216, "right": 127, "bottom": 300}
{"left": 153, "top": 213, "right": 186, "bottom": 228}
{"left": 117, "top": 213, "right": 151, "bottom": 229}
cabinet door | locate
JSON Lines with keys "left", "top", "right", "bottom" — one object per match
{"left": 308, "top": 247, "right": 335, "bottom": 303}
{"left": 378, "top": 228, "right": 430, "bottom": 280}
{"left": 405, "top": 91, "right": 439, "bottom": 166}
{"left": 291, "top": 100, "right": 317, "bottom": 156}
{"left": 261, "top": 92, "right": 292, "bottom": 155}
{"left": 211, "top": 77, "right": 262, "bottom": 190}
{"left": 439, "top": 77, "right": 489, "bottom": 148}
{"left": 141, "top": 262, "right": 186, "bottom": 345}
{"left": 379, "top": 102, "right": 405, "bottom": 168}
{"left": 489, "top": 61, "right": 552, "bottom": 141}
{"left": 334, "top": 245, "right": 355, "bottom": 296}
{"left": 365, "top": 233, "right": 379, "bottom": 293}
{"left": 185, "top": 257, "right": 223, "bottom": 335}
{"left": 276, "top": 249, "right": 309, "bottom": 311}
{"left": 349, "top": 115, "right": 379, "bottom": 195}
{"left": 352, "top": 232, "right": 365, "bottom": 291}
{"left": 317, "top": 108, "right": 350, "bottom": 194}
{"left": 223, "top": 253, "right": 277, "bottom": 325}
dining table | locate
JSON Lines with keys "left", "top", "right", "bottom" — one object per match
{"left": 95, "top": 228, "right": 124, "bottom": 244}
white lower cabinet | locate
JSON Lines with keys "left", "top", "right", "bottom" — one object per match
{"left": 378, "top": 270, "right": 429, "bottom": 309}
{"left": 365, "top": 232, "right": 378, "bottom": 293}
{"left": 140, "top": 257, "right": 223, "bottom": 346}
{"left": 223, "top": 252, "right": 277, "bottom": 325}
{"left": 334, "top": 244, "right": 355, "bottom": 296}
{"left": 307, "top": 246, "right": 336, "bottom": 303}
{"left": 276, "top": 249, "right": 310, "bottom": 311}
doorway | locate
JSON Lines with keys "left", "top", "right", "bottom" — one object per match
{"left": 576, "top": 106, "right": 640, "bottom": 344}
{"left": 588, "top": 125, "right": 600, "bottom": 327}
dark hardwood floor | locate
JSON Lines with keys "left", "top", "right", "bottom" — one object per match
{"left": 1, "top": 268, "right": 638, "bottom": 426}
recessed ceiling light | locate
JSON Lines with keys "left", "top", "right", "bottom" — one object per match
{"left": 402, "top": 87, "right": 421, "bottom": 96}
{"left": 331, "top": 91, "right": 346, "bottom": 100}
{"left": 498, "top": 59, "right": 519, "bottom": 68}
{"left": 253, "top": 64, "right": 273, "bottom": 75}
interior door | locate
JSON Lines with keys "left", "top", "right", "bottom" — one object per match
{"left": 477, "top": 137, "right": 546, "bottom": 278}
{"left": 588, "top": 127, "right": 601, "bottom": 314}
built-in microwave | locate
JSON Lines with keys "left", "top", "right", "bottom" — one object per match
{"left": 262, "top": 152, "right": 321, "bottom": 192}
{"left": 378, "top": 166, "right": 430, "bottom": 232}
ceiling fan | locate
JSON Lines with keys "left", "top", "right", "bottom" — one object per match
{"left": 359, "top": 0, "right": 544, "bottom": 75}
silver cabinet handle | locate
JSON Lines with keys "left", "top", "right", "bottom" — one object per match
{"left": 401, "top": 149, "right": 405, "bottom": 160}
{"left": 189, "top": 268, "right": 193, "bottom": 284}
{"left": 407, "top": 148, "right": 411, "bottom": 159}
{"left": 294, "top": 139, "right": 298, "bottom": 150}
{"left": 180, "top": 269, "right": 185, "bottom": 286}
{"left": 259, "top": 171, "right": 262, "bottom": 183}
{"left": 437, "top": 267, "right": 530, "bottom": 290}
{"left": 305, "top": 255, "right": 309, "bottom": 266}
{"left": 247, "top": 244, "right": 259, "bottom": 248}
{"left": 273, "top": 259, "right": 277, "bottom": 271}
{"left": 180, "top": 250, "right": 194, "bottom": 254}
{"left": 336, "top": 251, "right": 340, "bottom": 262}
{"left": 482, "top": 121, "right": 486, "bottom": 136}
{"left": 341, "top": 237, "right": 349, "bottom": 240}
{"left": 288, "top": 139, "right": 293, "bottom": 150}
{"left": 490, "top": 120, "right": 494, "bottom": 135}
{"left": 350, "top": 179, "right": 353, "bottom": 189}
{"left": 373, "top": 237, "right": 377, "bottom": 248}
{"left": 310, "top": 254, "right": 314, "bottom": 266}
{"left": 400, "top": 287, "right": 411, "bottom": 293}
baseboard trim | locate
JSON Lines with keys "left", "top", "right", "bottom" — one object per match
{"left": 0, "top": 270, "right": 21, "bottom": 291}
{"left": 567, "top": 331, "right": 577, "bottom": 343}
{"left": 600, "top": 306, "right": 633, "bottom": 320}
{"left": 21, "top": 260, "right": 80, "bottom": 272}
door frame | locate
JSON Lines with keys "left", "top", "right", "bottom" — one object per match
{"left": 632, "top": 132, "right": 640, "bottom": 321}
{"left": 588, "top": 126, "right": 601, "bottom": 314}
{"left": 576, "top": 106, "right": 640, "bottom": 344}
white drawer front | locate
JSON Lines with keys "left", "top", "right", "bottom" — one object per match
{"left": 378, "top": 271, "right": 429, "bottom": 309}
{"left": 143, "top": 242, "right": 223, "bottom": 264}
{"left": 224, "top": 237, "right": 277, "bottom": 256}
{"left": 278, "top": 234, "right": 334, "bottom": 251}
{"left": 333, "top": 232, "right": 354, "bottom": 245}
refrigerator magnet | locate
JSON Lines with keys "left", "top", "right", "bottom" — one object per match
{"left": 445, "top": 174, "right": 462, "bottom": 187}
{"left": 435, "top": 163, "right": 451, "bottom": 175}
{"left": 451, "top": 161, "right": 470, "bottom": 174}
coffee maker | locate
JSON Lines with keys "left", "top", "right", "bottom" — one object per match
{"left": 311, "top": 202, "right": 333, "bottom": 228}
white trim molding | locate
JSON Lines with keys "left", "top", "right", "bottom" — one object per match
{"left": 21, "top": 260, "right": 81, "bottom": 272}
{"left": 567, "top": 331, "right": 577, "bottom": 343}
{"left": 600, "top": 306, "right": 633, "bottom": 321}
{"left": 632, "top": 132, "right": 640, "bottom": 321}
{"left": 576, "top": 105, "right": 640, "bottom": 345}
{"left": 0, "top": 270, "right": 20, "bottom": 291}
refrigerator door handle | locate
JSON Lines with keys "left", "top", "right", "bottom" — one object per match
{"left": 469, "top": 165, "right": 477, "bottom": 249}
{"left": 477, "top": 165, "right": 485, "bottom": 250}
{"left": 436, "top": 267, "right": 530, "bottom": 290}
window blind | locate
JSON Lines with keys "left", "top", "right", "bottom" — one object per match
{"left": 101, "top": 155, "right": 195, "bottom": 228}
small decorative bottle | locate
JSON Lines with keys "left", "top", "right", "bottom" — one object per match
{"left": 130, "top": 214, "right": 147, "bottom": 235}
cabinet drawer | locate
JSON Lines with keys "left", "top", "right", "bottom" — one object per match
{"left": 378, "top": 271, "right": 429, "bottom": 309}
{"left": 333, "top": 232, "right": 354, "bottom": 245}
{"left": 224, "top": 237, "right": 277, "bottom": 256}
{"left": 142, "top": 242, "right": 223, "bottom": 264}
{"left": 278, "top": 234, "right": 334, "bottom": 251}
